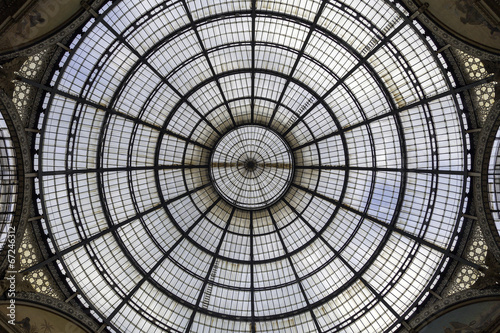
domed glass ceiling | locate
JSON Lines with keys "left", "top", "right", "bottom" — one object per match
{"left": 210, "top": 125, "right": 294, "bottom": 210}
{"left": 37, "top": 0, "right": 470, "bottom": 332}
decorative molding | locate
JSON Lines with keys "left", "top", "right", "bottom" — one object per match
{"left": 474, "top": 98, "right": 500, "bottom": 263}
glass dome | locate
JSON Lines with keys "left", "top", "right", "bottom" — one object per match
{"left": 210, "top": 124, "right": 294, "bottom": 210}
{"left": 37, "top": 0, "right": 469, "bottom": 332}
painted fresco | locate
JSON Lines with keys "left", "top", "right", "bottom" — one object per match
{"left": 423, "top": 0, "right": 500, "bottom": 53}
{"left": 420, "top": 300, "right": 500, "bottom": 332}
{"left": 0, "top": 0, "right": 82, "bottom": 53}
{"left": 0, "top": 302, "right": 89, "bottom": 333}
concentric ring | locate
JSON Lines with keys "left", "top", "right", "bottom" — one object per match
{"left": 36, "top": 0, "right": 471, "bottom": 332}
{"left": 210, "top": 125, "right": 294, "bottom": 210}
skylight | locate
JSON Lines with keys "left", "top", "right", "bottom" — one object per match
{"left": 36, "top": 0, "right": 470, "bottom": 332}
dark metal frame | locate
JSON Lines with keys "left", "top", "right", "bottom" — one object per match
{"left": 21, "top": 0, "right": 488, "bottom": 332}
{"left": 208, "top": 124, "right": 295, "bottom": 211}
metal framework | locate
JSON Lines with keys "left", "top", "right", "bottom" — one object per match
{"left": 488, "top": 119, "right": 500, "bottom": 239}
{"left": 0, "top": 113, "right": 17, "bottom": 261}
{"left": 209, "top": 124, "right": 295, "bottom": 210}
{"left": 24, "top": 0, "right": 481, "bottom": 332}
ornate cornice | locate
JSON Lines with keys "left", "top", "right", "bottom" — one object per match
{"left": 474, "top": 99, "right": 500, "bottom": 262}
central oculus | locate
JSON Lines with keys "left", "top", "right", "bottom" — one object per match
{"left": 210, "top": 125, "right": 294, "bottom": 210}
